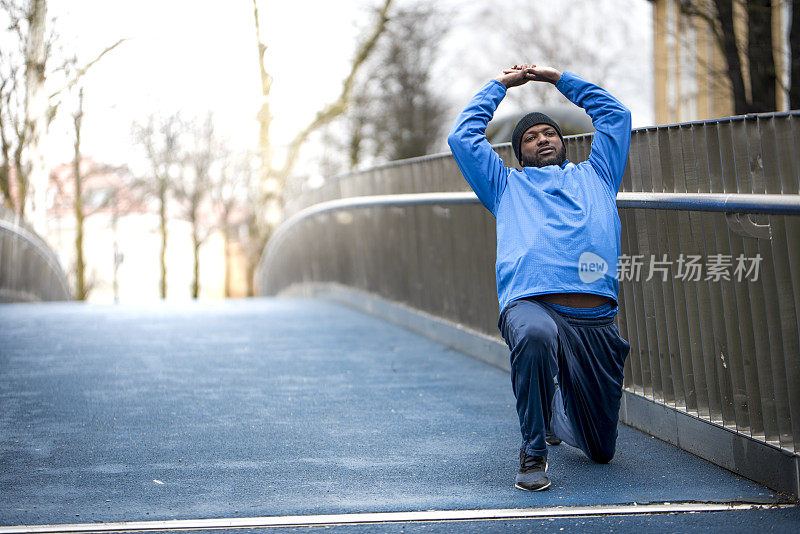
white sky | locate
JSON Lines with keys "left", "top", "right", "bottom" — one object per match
{"left": 48, "top": 0, "right": 352, "bottom": 166}
{"left": 44, "top": 0, "right": 654, "bottom": 173}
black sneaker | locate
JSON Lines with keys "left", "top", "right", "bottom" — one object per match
{"left": 514, "top": 451, "right": 550, "bottom": 491}
{"left": 546, "top": 432, "right": 562, "bottom": 446}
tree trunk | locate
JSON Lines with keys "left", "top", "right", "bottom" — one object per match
{"left": 13, "top": 142, "right": 26, "bottom": 215}
{"left": 191, "top": 209, "right": 200, "bottom": 299}
{"left": 251, "top": 0, "right": 272, "bottom": 206}
{"left": 713, "top": 0, "right": 749, "bottom": 114}
{"left": 246, "top": 255, "right": 256, "bottom": 298}
{"left": 791, "top": 0, "right": 800, "bottom": 109}
{"left": 746, "top": 0, "right": 776, "bottom": 112}
{"left": 23, "top": 0, "right": 49, "bottom": 233}
{"left": 245, "top": 213, "right": 266, "bottom": 298}
{"left": 73, "top": 88, "right": 86, "bottom": 300}
{"left": 112, "top": 199, "right": 121, "bottom": 303}
{"left": 348, "top": 113, "right": 365, "bottom": 171}
{"left": 0, "top": 88, "right": 12, "bottom": 207}
{"left": 222, "top": 218, "right": 232, "bottom": 298}
{"left": 159, "top": 181, "right": 167, "bottom": 299}
{"left": 192, "top": 240, "right": 200, "bottom": 299}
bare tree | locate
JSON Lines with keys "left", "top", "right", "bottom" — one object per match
{"left": 72, "top": 86, "right": 86, "bottom": 299}
{"left": 0, "top": 0, "right": 48, "bottom": 216}
{"left": 213, "top": 151, "right": 256, "bottom": 298}
{"left": 0, "top": 52, "right": 24, "bottom": 212}
{"left": 272, "top": 0, "right": 393, "bottom": 192}
{"left": 175, "top": 114, "right": 219, "bottom": 299}
{"left": 234, "top": 154, "right": 267, "bottom": 298}
{"left": 50, "top": 92, "right": 133, "bottom": 302}
{"left": 352, "top": 3, "right": 450, "bottom": 163}
{"left": 132, "top": 114, "right": 182, "bottom": 299}
{"left": 344, "top": 90, "right": 372, "bottom": 171}
{"left": 20, "top": 0, "right": 48, "bottom": 230}
{"left": 475, "top": 0, "right": 637, "bottom": 111}
{"left": 250, "top": 0, "right": 272, "bottom": 221}
{"left": 678, "top": 0, "right": 793, "bottom": 114}
{"left": 247, "top": 0, "right": 393, "bottom": 291}
{"left": 0, "top": 0, "right": 124, "bottom": 231}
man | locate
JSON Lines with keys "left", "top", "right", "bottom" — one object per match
{"left": 447, "top": 65, "right": 632, "bottom": 491}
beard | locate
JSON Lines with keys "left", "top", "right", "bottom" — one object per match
{"left": 521, "top": 144, "right": 567, "bottom": 168}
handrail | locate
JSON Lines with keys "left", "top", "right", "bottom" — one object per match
{"left": 0, "top": 219, "right": 72, "bottom": 300}
{"left": 278, "top": 191, "right": 800, "bottom": 232}
{"left": 616, "top": 192, "right": 800, "bottom": 214}
{"left": 259, "top": 191, "right": 800, "bottom": 285}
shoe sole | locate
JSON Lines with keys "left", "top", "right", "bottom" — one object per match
{"left": 514, "top": 480, "right": 551, "bottom": 491}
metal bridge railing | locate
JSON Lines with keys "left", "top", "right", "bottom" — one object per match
{"left": 0, "top": 207, "right": 71, "bottom": 303}
{"left": 258, "top": 111, "right": 800, "bottom": 494}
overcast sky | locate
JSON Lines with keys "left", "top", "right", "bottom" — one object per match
{"left": 43, "top": 0, "right": 653, "bottom": 175}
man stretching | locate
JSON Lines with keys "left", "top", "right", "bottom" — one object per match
{"left": 447, "top": 64, "right": 632, "bottom": 491}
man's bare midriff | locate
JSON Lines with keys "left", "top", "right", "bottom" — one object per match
{"left": 535, "top": 292, "right": 613, "bottom": 308}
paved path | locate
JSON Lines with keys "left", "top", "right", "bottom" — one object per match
{"left": 1, "top": 299, "right": 797, "bottom": 532}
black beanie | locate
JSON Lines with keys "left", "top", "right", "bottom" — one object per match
{"left": 511, "top": 112, "right": 563, "bottom": 165}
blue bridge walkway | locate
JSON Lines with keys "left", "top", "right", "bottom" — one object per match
{"left": 1, "top": 298, "right": 798, "bottom": 533}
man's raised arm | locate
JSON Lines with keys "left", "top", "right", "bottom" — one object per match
{"left": 446, "top": 69, "right": 532, "bottom": 215}
{"left": 555, "top": 72, "right": 632, "bottom": 193}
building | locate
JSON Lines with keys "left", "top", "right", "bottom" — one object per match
{"left": 650, "top": 0, "right": 793, "bottom": 123}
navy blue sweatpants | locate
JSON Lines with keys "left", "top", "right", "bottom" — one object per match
{"left": 498, "top": 298, "right": 630, "bottom": 462}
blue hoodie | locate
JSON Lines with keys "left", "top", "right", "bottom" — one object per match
{"left": 447, "top": 72, "right": 631, "bottom": 313}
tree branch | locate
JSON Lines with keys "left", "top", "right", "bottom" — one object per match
{"left": 677, "top": 0, "right": 725, "bottom": 48}
{"left": 274, "top": 0, "right": 393, "bottom": 193}
{"left": 48, "top": 38, "right": 128, "bottom": 104}
{"left": 0, "top": 80, "right": 11, "bottom": 207}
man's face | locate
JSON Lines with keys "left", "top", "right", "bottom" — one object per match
{"left": 519, "top": 124, "right": 566, "bottom": 168}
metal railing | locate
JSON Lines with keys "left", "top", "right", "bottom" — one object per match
{"left": 258, "top": 111, "right": 800, "bottom": 462}
{"left": 0, "top": 207, "right": 71, "bottom": 302}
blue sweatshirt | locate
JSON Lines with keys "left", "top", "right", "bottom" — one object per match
{"left": 447, "top": 72, "right": 631, "bottom": 313}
